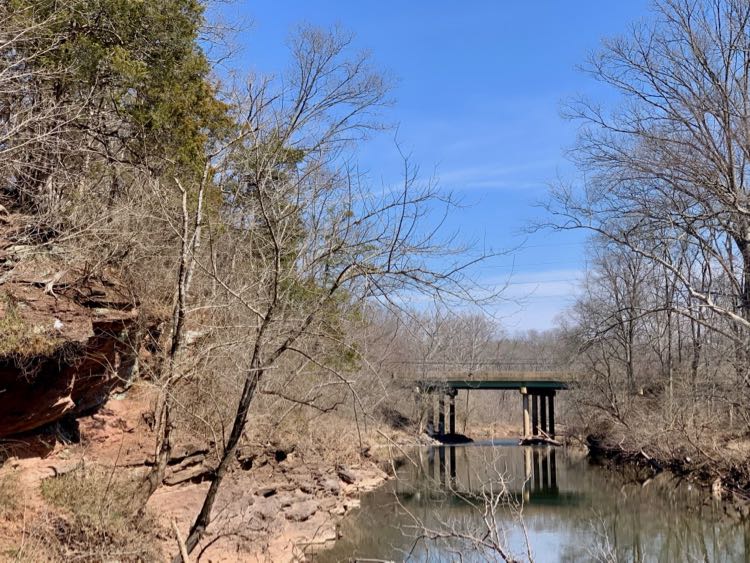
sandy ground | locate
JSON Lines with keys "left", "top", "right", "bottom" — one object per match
{"left": 0, "top": 389, "right": 392, "bottom": 562}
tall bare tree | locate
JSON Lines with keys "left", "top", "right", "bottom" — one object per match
{"left": 549, "top": 0, "right": 750, "bottom": 384}
{"left": 127, "top": 27, "right": 497, "bottom": 558}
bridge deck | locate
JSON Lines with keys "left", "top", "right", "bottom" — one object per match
{"left": 416, "top": 378, "right": 569, "bottom": 391}
{"left": 412, "top": 371, "right": 572, "bottom": 391}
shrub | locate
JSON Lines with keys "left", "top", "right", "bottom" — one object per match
{"left": 40, "top": 465, "right": 163, "bottom": 561}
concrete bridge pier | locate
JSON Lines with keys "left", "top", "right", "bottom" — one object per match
{"left": 537, "top": 390, "right": 556, "bottom": 439}
{"left": 520, "top": 387, "right": 531, "bottom": 437}
{"left": 426, "top": 392, "right": 435, "bottom": 435}
{"left": 520, "top": 388, "right": 557, "bottom": 439}
{"left": 448, "top": 391, "right": 456, "bottom": 435}
{"left": 438, "top": 393, "right": 445, "bottom": 435}
{"left": 548, "top": 392, "right": 556, "bottom": 438}
{"left": 422, "top": 388, "right": 457, "bottom": 438}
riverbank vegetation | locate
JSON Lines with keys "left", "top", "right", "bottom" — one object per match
{"left": 3, "top": 0, "right": 750, "bottom": 560}
{"left": 551, "top": 0, "right": 750, "bottom": 498}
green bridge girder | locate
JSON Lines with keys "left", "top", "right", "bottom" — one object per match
{"left": 415, "top": 379, "right": 570, "bottom": 392}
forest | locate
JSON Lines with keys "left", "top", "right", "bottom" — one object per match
{"left": 1, "top": 1, "right": 750, "bottom": 562}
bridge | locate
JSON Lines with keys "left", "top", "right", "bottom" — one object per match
{"left": 401, "top": 360, "right": 574, "bottom": 441}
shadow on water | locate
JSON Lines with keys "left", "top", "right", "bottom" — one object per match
{"left": 313, "top": 445, "right": 750, "bottom": 562}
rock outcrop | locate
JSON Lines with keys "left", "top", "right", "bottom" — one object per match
{"left": 0, "top": 276, "right": 137, "bottom": 438}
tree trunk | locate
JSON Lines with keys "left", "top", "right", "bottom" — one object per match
{"left": 734, "top": 235, "right": 750, "bottom": 386}
{"left": 135, "top": 388, "right": 172, "bottom": 511}
{"left": 178, "top": 365, "right": 263, "bottom": 559}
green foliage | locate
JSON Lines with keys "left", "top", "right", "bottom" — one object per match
{"left": 321, "top": 292, "right": 363, "bottom": 371}
{"left": 281, "top": 277, "right": 362, "bottom": 370}
{"left": 224, "top": 133, "right": 368, "bottom": 371}
{"left": 10, "top": 0, "right": 230, "bottom": 177}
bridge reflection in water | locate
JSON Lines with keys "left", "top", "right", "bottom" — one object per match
{"left": 419, "top": 445, "right": 580, "bottom": 508}
{"left": 316, "top": 444, "right": 750, "bottom": 562}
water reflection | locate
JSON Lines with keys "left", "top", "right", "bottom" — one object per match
{"left": 415, "top": 446, "right": 581, "bottom": 516}
{"left": 314, "top": 445, "right": 749, "bottom": 562}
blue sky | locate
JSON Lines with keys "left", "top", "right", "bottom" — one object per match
{"left": 210, "top": 1, "right": 652, "bottom": 331}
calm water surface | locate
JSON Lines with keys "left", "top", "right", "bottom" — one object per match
{"left": 315, "top": 442, "right": 748, "bottom": 562}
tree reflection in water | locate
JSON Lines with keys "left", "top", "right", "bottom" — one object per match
{"left": 314, "top": 445, "right": 749, "bottom": 562}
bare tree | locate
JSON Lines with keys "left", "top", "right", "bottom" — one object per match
{"left": 133, "top": 27, "right": 497, "bottom": 558}
{"left": 541, "top": 1, "right": 750, "bottom": 469}
{"left": 548, "top": 0, "right": 750, "bottom": 387}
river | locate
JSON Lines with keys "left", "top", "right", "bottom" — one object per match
{"left": 314, "top": 441, "right": 748, "bottom": 562}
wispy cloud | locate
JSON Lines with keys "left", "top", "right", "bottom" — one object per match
{"left": 478, "top": 268, "right": 584, "bottom": 331}
{"left": 486, "top": 268, "right": 583, "bottom": 297}
{"left": 437, "top": 158, "right": 559, "bottom": 191}
{"left": 360, "top": 268, "right": 583, "bottom": 335}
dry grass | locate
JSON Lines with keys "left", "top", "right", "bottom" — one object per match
{"left": 0, "top": 471, "right": 57, "bottom": 562}
{"left": 0, "top": 296, "right": 62, "bottom": 358}
{"left": 39, "top": 464, "right": 163, "bottom": 562}
{"left": 0, "top": 472, "right": 20, "bottom": 522}
{"left": 1, "top": 522, "right": 59, "bottom": 562}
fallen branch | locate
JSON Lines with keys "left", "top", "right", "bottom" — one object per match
{"left": 171, "top": 518, "right": 190, "bottom": 563}
{"left": 519, "top": 429, "right": 561, "bottom": 447}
